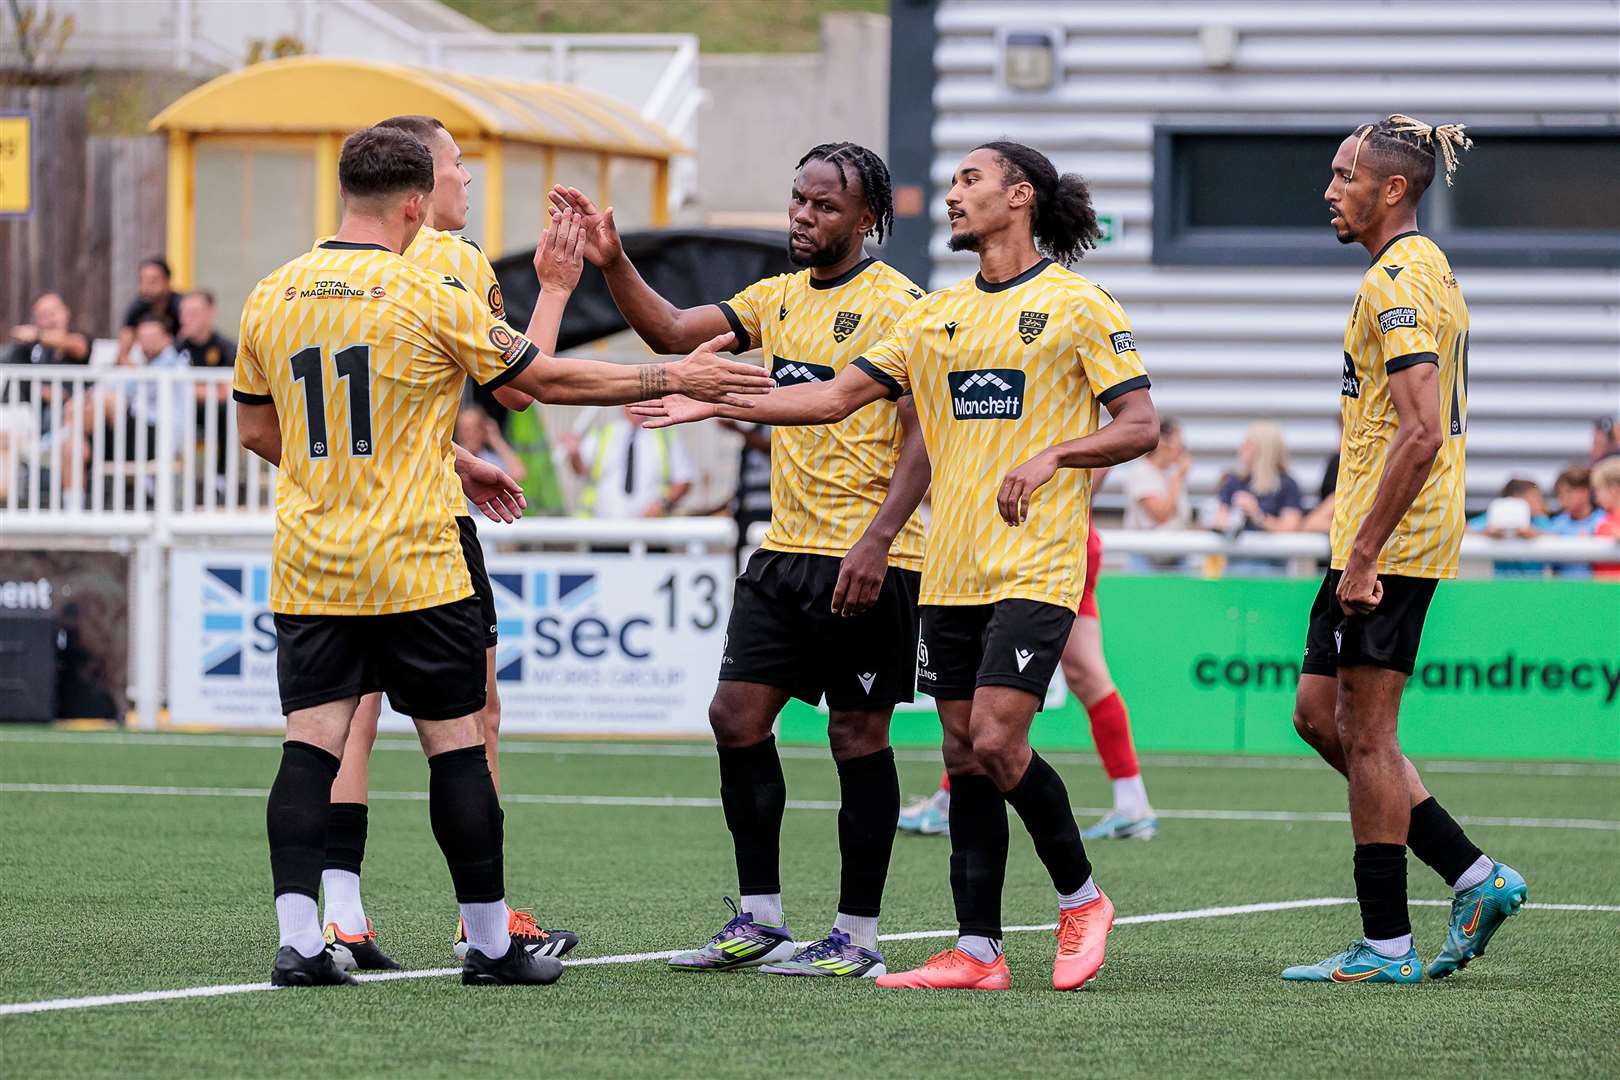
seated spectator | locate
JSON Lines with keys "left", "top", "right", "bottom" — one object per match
{"left": 177, "top": 290, "right": 236, "bottom": 465}
{"left": 1545, "top": 466, "right": 1606, "bottom": 578}
{"left": 1466, "top": 478, "right": 1552, "bottom": 576}
{"left": 562, "top": 405, "right": 693, "bottom": 518}
{"left": 116, "top": 256, "right": 181, "bottom": 363}
{"left": 1122, "top": 416, "right": 1191, "bottom": 529}
{"left": 4, "top": 291, "right": 90, "bottom": 434}
{"left": 1590, "top": 458, "right": 1620, "bottom": 579}
{"left": 455, "top": 403, "right": 525, "bottom": 517}
{"left": 1212, "top": 421, "right": 1304, "bottom": 534}
{"left": 1591, "top": 416, "right": 1619, "bottom": 465}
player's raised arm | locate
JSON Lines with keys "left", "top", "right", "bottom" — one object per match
{"left": 548, "top": 185, "right": 742, "bottom": 354}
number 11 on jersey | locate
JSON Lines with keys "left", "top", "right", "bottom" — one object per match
{"left": 288, "top": 344, "right": 375, "bottom": 459}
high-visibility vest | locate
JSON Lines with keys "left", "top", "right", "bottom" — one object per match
{"left": 577, "top": 423, "right": 676, "bottom": 516}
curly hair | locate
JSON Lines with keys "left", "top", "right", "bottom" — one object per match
{"left": 974, "top": 141, "right": 1099, "bottom": 266}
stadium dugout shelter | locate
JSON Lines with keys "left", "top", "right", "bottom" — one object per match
{"left": 148, "top": 55, "right": 686, "bottom": 321}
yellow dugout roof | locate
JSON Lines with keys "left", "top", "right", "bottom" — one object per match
{"left": 149, "top": 55, "right": 687, "bottom": 158}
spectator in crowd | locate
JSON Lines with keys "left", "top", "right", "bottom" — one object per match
{"left": 116, "top": 256, "right": 181, "bottom": 363}
{"left": 1301, "top": 416, "right": 1344, "bottom": 534}
{"left": 1121, "top": 416, "right": 1192, "bottom": 529}
{"left": 176, "top": 290, "right": 237, "bottom": 465}
{"left": 1591, "top": 416, "right": 1619, "bottom": 465}
{"left": 1212, "top": 421, "right": 1304, "bottom": 534}
{"left": 562, "top": 406, "right": 693, "bottom": 518}
{"left": 4, "top": 291, "right": 90, "bottom": 430}
{"left": 1545, "top": 465, "right": 1606, "bottom": 578}
{"left": 1590, "top": 457, "right": 1620, "bottom": 579}
{"left": 1467, "top": 478, "right": 1552, "bottom": 576}
{"left": 455, "top": 403, "right": 526, "bottom": 516}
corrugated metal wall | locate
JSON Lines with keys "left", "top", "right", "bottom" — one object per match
{"left": 928, "top": 0, "right": 1620, "bottom": 503}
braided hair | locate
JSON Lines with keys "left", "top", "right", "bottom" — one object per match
{"left": 974, "top": 141, "right": 1099, "bottom": 266}
{"left": 1348, "top": 114, "right": 1473, "bottom": 203}
{"left": 795, "top": 142, "right": 895, "bottom": 244}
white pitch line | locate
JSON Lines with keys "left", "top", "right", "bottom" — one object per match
{"left": 5, "top": 893, "right": 1616, "bottom": 1019}
{"left": 2, "top": 730, "right": 1614, "bottom": 780}
{"left": 3, "top": 782, "right": 1615, "bottom": 832}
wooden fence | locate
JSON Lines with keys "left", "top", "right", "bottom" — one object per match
{"left": 1, "top": 85, "right": 166, "bottom": 339}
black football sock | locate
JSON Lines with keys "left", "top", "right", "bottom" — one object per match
{"left": 1002, "top": 751, "right": 1093, "bottom": 895}
{"left": 323, "top": 802, "right": 368, "bottom": 876}
{"left": 427, "top": 746, "right": 505, "bottom": 904}
{"left": 1406, "top": 796, "right": 1487, "bottom": 887}
{"left": 834, "top": 746, "right": 900, "bottom": 920}
{"left": 947, "top": 772, "right": 1009, "bottom": 939}
{"left": 1353, "top": 843, "right": 1411, "bottom": 947}
{"left": 717, "top": 735, "right": 787, "bottom": 899}
{"left": 267, "top": 740, "right": 341, "bottom": 900}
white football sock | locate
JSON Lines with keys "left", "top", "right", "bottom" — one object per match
{"left": 833, "top": 912, "right": 879, "bottom": 950}
{"left": 1453, "top": 854, "right": 1493, "bottom": 893}
{"left": 320, "top": 870, "right": 367, "bottom": 935}
{"left": 1112, "top": 775, "right": 1151, "bottom": 818}
{"left": 1364, "top": 933, "right": 1413, "bottom": 958}
{"left": 460, "top": 900, "right": 511, "bottom": 959}
{"left": 275, "top": 892, "right": 325, "bottom": 958}
{"left": 956, "top": 935, "right": 1003, "bottom": 964}
{"left": 742, "top": 893, "right": 784, "bottom": 927}
{"left": 1059, "top": 876, "right": 1100, "bottom": 911}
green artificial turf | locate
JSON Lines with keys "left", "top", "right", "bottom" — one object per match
{"left": 1, "top": 730, "right": 1615, "bottom": 1078}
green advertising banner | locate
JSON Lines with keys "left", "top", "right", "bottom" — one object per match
{"left": 777, "top": 578, "right": 1620, "bottom": 761}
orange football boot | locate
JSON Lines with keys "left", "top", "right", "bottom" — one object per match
{"left": 1052, "top": 890, "right": 1114, "bottom": 990}
{"left": 874, "top": 948, "right": 1011, "bottom": 990}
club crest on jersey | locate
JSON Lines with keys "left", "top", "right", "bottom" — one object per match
{"left": 1341, "top": 352, "right": 1361, "bottom": 398}
{"left": 772, "top": 357, "right": 836, "bottom": 387}
{"left": 1378, "top": 306, "right": 1417, "bottom": 334}
{"left": 948, "top": 368, "right": 1026, "bottom": 420}
{"left": 1017, "top": 310, "right": 1049, "bottom": 345}
{"left": 488, "top": 324, "right": 525, "bottom": 365}
{"left": 832, "top": 310, "right": 863, "bottom": 343}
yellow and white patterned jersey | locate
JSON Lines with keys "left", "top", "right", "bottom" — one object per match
{"left": 1332, "top": 232, "right": 1469, "bottom": 579}
{"left": 235, "top": 239, "right": 538, "bottom": 615}
{"left": 720, "top": 257, "right": 926, "bottom": 570}
{"left": 403, "top": 226, "right": 508, "bottom": 509}
{"left": 855, "top": 258, "right": 1149, "bottom": 608}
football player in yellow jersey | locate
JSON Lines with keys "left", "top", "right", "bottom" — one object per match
{"left": 552, "top": 144, "right": 930, "bottom": 979}
{"left": 235, "top": 126, "right": 770, "bottom": 988}
{"left": 1282, "top": 116, "right": 1526, "bottom": 986}
{"left": 314, "top": 114, "right": 584, "bottom": 970}
{"left": 638, "top": 141, "right": 1161, "bottom": 992}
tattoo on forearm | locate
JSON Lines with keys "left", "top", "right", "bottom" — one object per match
{"left": 638, "top": 364, "right": 668, "bottom": 398}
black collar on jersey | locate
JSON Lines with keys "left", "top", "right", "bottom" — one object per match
{"left": 808, "top": 256, "right": 876, "bottom": 290}
{"left": 976, "top": 257, "right": 1051, "bottom": 293}
{"left": 318, "top": 240, "right": 392, "bottom": 252}
{"left": 1370, "top": 230, "right": 1422, "bottom": 265}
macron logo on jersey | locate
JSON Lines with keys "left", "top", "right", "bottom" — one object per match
{"left": 772, "top": 358, "right": 836, "bottom": 387}
{"left": 949, "top": 369, "right": 1026, "bottom": 420}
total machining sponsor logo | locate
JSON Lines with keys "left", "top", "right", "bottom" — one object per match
{"left": 948, "top": 368, "right": 1026, "bottom": 420}
{"left": 200, "top": 564, "right": 273, "bottom": 678}
{"left": 298, "top": 280, "right": 370, "bottom": 300}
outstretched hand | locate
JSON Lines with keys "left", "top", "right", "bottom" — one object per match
{"left": 547, "top": 185, "right": 622, "bottom": 268}
{"left": 535, "top": 208, "right": 585, "bottom": 293}
{"left": 629, "top": 394, "right": 720, "bottom": 430}
{"left": 668, "top": 333, "right": 773, "bottom": 406}
{"left": 458, "top": 455, "right": 527, "bottom": 523}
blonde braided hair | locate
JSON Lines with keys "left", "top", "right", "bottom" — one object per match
{"left": 1349, "top": 114, "right": 1474, "bottom": 190}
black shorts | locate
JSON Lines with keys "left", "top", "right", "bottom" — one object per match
{"left": 1301, "top": 569, "right": 1440, "bottom": 677}
{"left": 719, "top": 549, "right": 921, "bottom": 709}
{"left": 918, "top": 599, "right": 1074, "bottom": 702}
{"left": 457, "top": 516, "right": 499, "bottom": 648}
{"left": 274, "top": 595, "right": 486, "bottom": 719}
